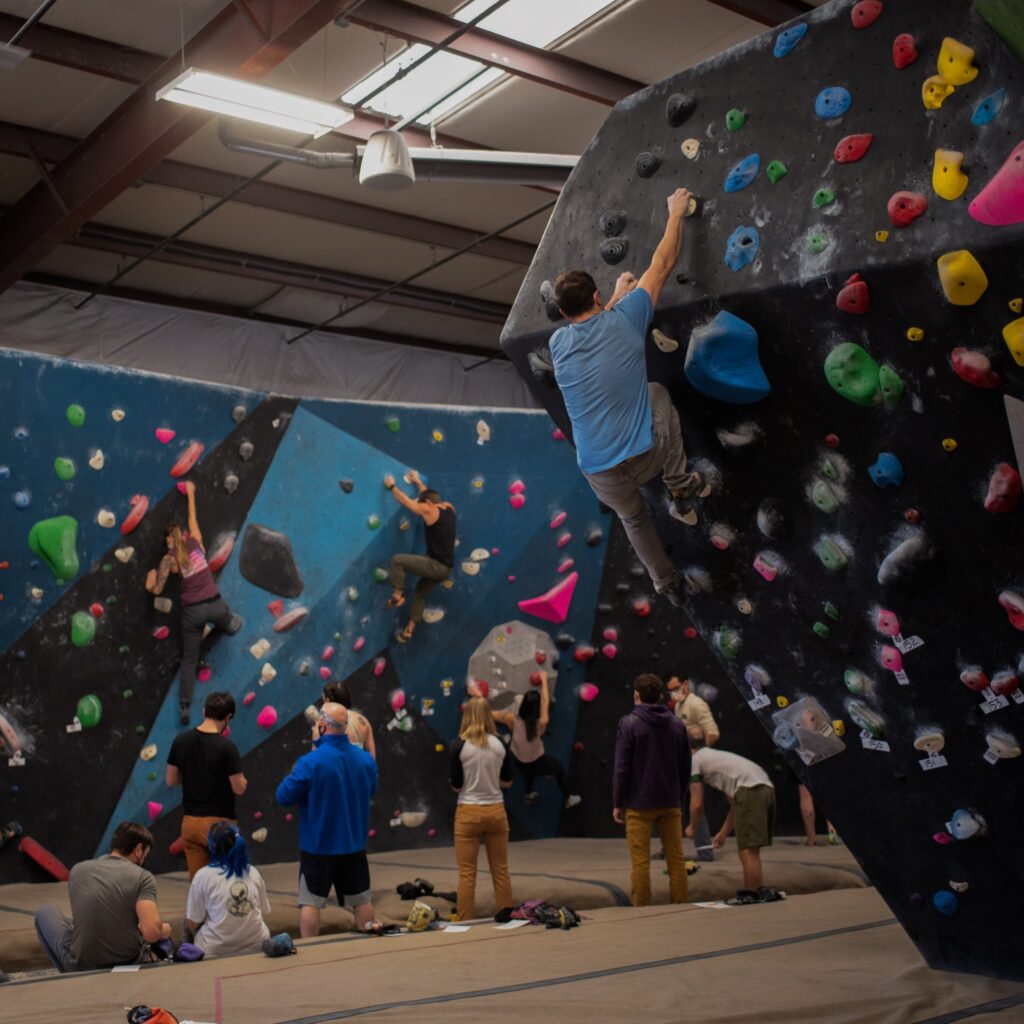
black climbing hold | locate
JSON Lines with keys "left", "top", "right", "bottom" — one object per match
{"left": 599, "top": 209, "right": 627, "bottom": 237}
{"left": 339, "top": 479, "right": 354, "bottom": 493}
{"left": 544, "top": 301, "right": 563, "bottom": 323}
{"left": 635, "top": 152, "right": 661, "bottom": 178}
{"left": 629, "top": 563, "right": 645, "bottom": 578}
{"left": 599, "top": 237, "right": 629, "bottom": 265}
{"left": 239, "top": 523, "right": 304, "bottom": 598}
{"left": 555, "top": 633, "right": 575, "bottom": 650}
{"left": 598, "top": 502, "right": 612, "bottom": 515}
{"left": 666, "top": 92, "right": 697, "bottom": 127}
{"left": 615, "top": 582, "right": 630, "bottom": 594}
{"left": 756, "top": 499, "right": 794, "bottom": 541}
{"left": 528, "top": 348, "right": 556, "bottom": 387}
{"left": 585, "top": 526, "right": 604, "bottom": 546}
{"left": 597, "top": 602, "right": 613, "bottom": 613}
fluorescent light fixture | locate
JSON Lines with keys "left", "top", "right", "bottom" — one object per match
{"left": 157, "top": 68, "right": 353, "bottom": 138}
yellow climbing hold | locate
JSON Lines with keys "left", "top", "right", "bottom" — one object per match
{"left": 922, "top": 75, "right": 955, "bottom": 110}
{"left": 875, "top": 230, "right": 889, "bottom": 243}
{"left": 942, "top": 438, "right": 958, "bottom": 452}
{"left": 832, "top": 719, "right": 846, "bottom": 737}
{"left": 1002, "top": 317, "right": 1024, "bottom": 367}
{"left": 435, "top": 743, "right": 444, "bottom": 753}
{"left": 906, "top": 327, "right": 925, "bottom": 342}
{"left": 432, "top": 429, "right": 444, "bottom": 443}
{"left": 937, "top": 250, "right": 988, "bottom": 306}
{"left": 932, "top": 149, "right": 969, "bottom": 200}
{"left": 442, "top": 579, "right": 454, "bottom": 589}
{"left": 1010, "top": 298, "right": 1023, "bottom": 314}
{"left": 937, "top": 37, "right": 978, "bottom": 86}
{"left": 776, "top": 695, "right": 790, "bottom": 708}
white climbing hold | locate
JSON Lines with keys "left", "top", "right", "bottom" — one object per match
{"left": 88, "top": 449, "right": 105, "bottom": 470}
{"left": 140, "top": 744, "right": 157, "bottom": 761}
{"left": 468, "top": 548, "right": 490, "bottom": 562}
{"left": 154, "top": 597, "right": 172, "bottom": 614}
{"left": 251, "top": 827, "right": 268, "bottom": 843}
{"left": 30, "top": 587, "right": 43, "bottom": 599}
{"left": 400, "top": 811, "right": 427, "bottom": 828}
{"left": 250, "top": 638, "right": 271, "bottom": 659}
{"left": 652, "top": 329, "right": 679, "bottom": 353}
{"left": 232, "top": 405, "right": 246, "bottom": 424}
{"left": 949, "top": 881, "right": 969, "bottom": 893}
{"left": 224, "top": 474, "right": 239, "bottom": 495}
{"left": 260, "top": 663, "right": 277, "bottom": 685}
{"left": 422, "top": 608, "right": 445, "bottom": 624}
{"left": 110, "top": 409, "right": 125, "bottom": 422}
{"left": 97, "top": 509, "right": 115, "bottom": 528}
{"left": 461, "top": 560, "right": 481, "bottom": 576}
{"left": 239, "top": 441, "right": 254, "bottom": 461}
{"left": 681, "top": 138, "right": 700, "bottom": 159}
{"left": 476, "top": 420, "right": 491, "bottom": 445}
{"left": 114, "top": 546, "right": 134, "bottom": 563}
{"left": 716, "top": 422, "right": 763, "bottom": 448}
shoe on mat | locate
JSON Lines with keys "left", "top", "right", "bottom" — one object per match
{"left": 756, "top": 885, "right": 786, "bottom": 902}
{"left": 564, "top": 794, "right": 582, "bottom": 809}
{"left": 725, "top": 889, "right": 760, "bottom": 906}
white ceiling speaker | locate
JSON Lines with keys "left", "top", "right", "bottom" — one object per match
{"left": 358, "top": 129, "right": 416, "bottom": 191}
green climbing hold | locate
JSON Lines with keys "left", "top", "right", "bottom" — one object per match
{"left": 766, "top": 160, "right": 788, "bottom": 183}
{"left": 147, "top": 771, "right": 157, "bottom": 781}
{"left": 54, "top": 457, "right": 76, "bottom": 481}
{"left": 367, "top": 514, "right": 381, "bottom": 530}
{"left": 123, "top": 689, "right": 133, "bottom": 699}
{"left": 808, "top": 232, "right": 829, "bottom": 254}
{"left": 135, "top": 725, "right": 146, "bottom": 735}
{"left": 844, "top": 669, "right": 872, "bottom": 695}
{"left": 718, "top": 625, "right": 741, "bottom": 659}
{"left": 28, "top": 515, "right": 79, "bottom": 581}
{"left": 821, "top": 459, "right": 839, "bottom": 481}
{"left": 812, "top": 480, "right": 840, "bottom": 513}
{"left": 824, "top": 342, "right": 882, "bottom": 407}
{"left": 878, "top": 365, "right": 904, "bottom": 408}
{"left": 816, "top": 537, "right": 848, "bottom": 571}
{"left": 823, "top": 601, "right": 840, "bottom": 621}
{"left": 102, "top": 564, "right": 112, "bottom": 573}
{"left": 813, "top": 621, "right": 831, "bottom": 639}
{"left": 118, "top": 645, "right": 130, "bottom": 654}
{"left": 106, "top": 595, "right": 117, "bottom": 604}
{"left": 71, "top": 611, "right": 96, "bottom": 647}
{"left": 76, "top": 694, "right": 102, "bottom": 728}
{"left": 385, "top": 416, "right": 401, "bottom": 433}
{"left": 66, "top": 404, "right": 85, "bottom": 427}
{"left": 726, "top": 108, "right": 746, "bottom": 131}
{"left": 812, "top": 188, "right": 836, "bottom": 209}
{"left": 334, "top": 631, "right": 342, "bottom": 642}
{"left": 373, "top": 566, "right": 388, "bottom": 583}
{"left": 975, "top": 0, "right": 1024, "bottom": 63}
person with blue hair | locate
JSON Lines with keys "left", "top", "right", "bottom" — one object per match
{"left": 185, "top": 822, "right": 271, "bottom": 956}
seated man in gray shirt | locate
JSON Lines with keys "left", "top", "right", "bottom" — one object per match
{"left": 34, "top": 821, "right": 171, "bottom": 971}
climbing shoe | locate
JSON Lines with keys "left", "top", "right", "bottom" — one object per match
{"left": 225, "top": 614, "right": 243, "bottom": 635}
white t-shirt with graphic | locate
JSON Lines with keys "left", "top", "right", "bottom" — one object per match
{"left": 186, "top": 864, "right": 272, "bottom": 957}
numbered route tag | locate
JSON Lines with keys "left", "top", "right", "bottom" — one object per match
{"left": 1012, "top": 691, "right": 1024, "bottom": 706}
{"left": 8, "top": 752, "right": 25, "bottom": 767}
{"left": 919, "top": 754, "right": 948, "bottom": 771}
{"left": 65, "top": 717, "right": 82, "bottom": 734}
{"left": 747, "top": 693, "right": 770, "bottom": 711}
{"left": 978, "top": 688, "right": 1010, "bottom": 714}
{"left": 983, "top": 749, "right": 1001, "bottom": 765}
{"left": 893, "top": 633, "right": 924, "bottom": 655}
{"left": 860, "top": 729, "right": 890, "bottom": 753}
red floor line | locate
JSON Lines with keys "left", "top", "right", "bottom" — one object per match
{"left": 214, "top": 974, "right": 222, "bottom": 1023}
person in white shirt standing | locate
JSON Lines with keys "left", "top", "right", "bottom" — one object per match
{"left": 186, "top": 822, "right": 271, "bottom": 957}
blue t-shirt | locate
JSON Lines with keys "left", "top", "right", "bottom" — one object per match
{"left": 549, "top": 288, "right": 654, "bottom": 474}
{"left": 275, "top": 734, "right": 378, "bottom": 855}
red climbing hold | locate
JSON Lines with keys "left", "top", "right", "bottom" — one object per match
{"left": 991, "top": 671, "right": 1019, "bottom": 696}
{"left": 603, "top": 627, "right": 618, "bottom": 642}
{"left": 535, "top": 651, "right": 547, "bottom": 664}
{"left": 120, "top": 494, "right": 149, "bottom": 535}
{"left": 90, "top": 603, "right": 104, "bottom": 618}
{"left": 578, "top": 683, "right": 599, "bottom": 703}
{"left": 243, "top": 691, "right": 256, "bottom": 706}
{"left": 373, "top": 657, "right": 386, "bottom": 677}
{"left": 904, "top": 508, "right": 922, "bottom": 523}
{"left": 851, "top": 0, "right": 883, "bottom": 29}
{"left": 530, "top": 671, "right": 543, "bottom": 686}
{"left": 633, "top": 598, "right": 651, "bottom": 618}
{"left": 353, "top": 636, "right": 365, "bottom": 652}
{"left": 19, "top": 837, "right": 70, "bottom": 881}
{"left": 558, "top": 559, "right": 575, "bottom": 574}
{"left": 574, "top": 645, "right": 596, "bottom": 663}
{"left": 836, "top": 273, "right": 870, "bottom": 314}
{"left": 985, "top": 464, "right": 1022, "bottom": 513}
{"left": 960, "top": 668, "right": 990, "bottom": 692}
{"left": 267, "top": 599, "right": 284, "bottom": 618}
{"left": 999, "top": 590, "right": 1024, "bottom": 630}
{"left": 322, "top": 646, "right": 335, "bottom": 661}
{"left": 170, "top": 441, "right": 204, "bottom": 478}
{"left": 684, "top": 626, "right": 697, "bottom": 639}
{"left": 834, "top": 134, "right": 873, "bottom": 164}
{"left": 517, "top": 572, "right": 578, "bottom": 624}
{"left": 552, "top": 429, "right": 565, "bottom": 441}
{"left": 153, "top": 626, "right": 170, "bottom": 641}
{"left": 154, "top": 428, "right": 176, "bottom": 445}
{"left": 197, "top": 667, "right": 211, "bottom": 683}
{"left": 825, "top": 433, "right": 841, "bottom": 448}
{"left": 892, "top": 33, "right": 918, "bottom": 68}
{"left": 319, "top": 666, "right": 330, "bottom": 679}
{"left": 602, "top": 643, "right": 618, "bottom": 659}
{"left": 887, "top": 191, "right": 928, "bottom": 228}
{"left": 573, "top": 741, "right": 585, "bottom": 752}
{"left": 207, "top": 533, "right": 236, "bottom": 573}
{"left": 951, "top": 348, "right": 1001, "bottom": 389}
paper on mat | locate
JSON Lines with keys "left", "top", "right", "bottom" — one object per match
{"left": 443, "top": 924, "right": 471, "bottom": 933}
{"left": 494, "top": 919, "right": 531, "bottom": 930}
{"left": 111, "top": 965, "right": 141, "bottom": 972}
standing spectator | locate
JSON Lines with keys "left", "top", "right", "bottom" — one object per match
{"left": 276, "top": 702, "right": 380, "bottom": 937}
{"left": 492, "top": 672, "right": 581, "bottom": 809}
{"left": 34, "top": 822, "right": 170, "bottom": 972}
{"left": 612, "top": 674, "right": 691, "bottom": 907}
{"left": 186, "top": 822, "right": 271, "bottom": 957}
{"left": 321, "top": 680, "right": 376, "bottom": 758}
{"left": 450, "top": 697, "right": 514, "bottom": 921}
{"left": 686, "top": 727, "right": 781, "bottom": 903}
{"left": 167, "top": 691, "right": 247, "bottom": 879}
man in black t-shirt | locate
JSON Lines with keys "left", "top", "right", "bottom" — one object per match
{"left": 383, "top": 468, "right": 456, "bottom": 645}
{"left": 167, "top": 691, "right": 247, "bottom": 878}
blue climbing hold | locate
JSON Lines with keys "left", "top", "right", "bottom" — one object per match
{"left": 0, "top": 465, "right": 9, "bottom": 480}
{"left": 933, "top": 891, "right": 958, "bottom": 916}
{"left": 724, "top": 226, "right": 760, "bottom": 271}
{"left": 971, "top": 87, "right": 1006, "bottom": 126}
{"left": 774, "top": 23, "right": 808, "bottom": 58}
{"left": 685, "top": 311, "right": 770, "bottom": 405}
{"left": 869, "top": 453, "right": 904, "bottom": 488}
{"left": 815, "top": 87, "right": 852, "bottom": 119}
{"left": 724, "top": 154, "right": 761, "bottom": 193}
{"left": 13, "top": 490, "right": 30, "bottom": 508}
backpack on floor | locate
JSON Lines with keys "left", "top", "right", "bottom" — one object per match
{"left": 127, "top": 1007, "right": 179, "bottom": 1024}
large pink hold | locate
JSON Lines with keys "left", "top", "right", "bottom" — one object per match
{"left": 390, "top": 689, "right": 406, "bottom": 712}
{"left": 353, "top": 636, "right": 365, "bottom": 652}
{"left": 951, "top": 348, "right": 1001, "bottom": 389}
{"left": 170, "top": 441, "right": 204, "bottom": 478}
{"left": 556, "top": 532, "right": 572, "bottom": 549}
{"left": 550, "top": 512, "right": 567, "bottom": 529}
{"left": 256, "top": 706, "right": 278, "bottom": 729}
{"left": 517, "top": 571, "right": 578, "bottom": 624}
{"left": 509, "top": 494, "right": 526, "bottom": 509}
{"left": 985, "top": 464, "right": 1022, "bottom": 513}
{"left": 998, "top": 590, "right": 1024, "bottom": 630}
{"left": 155, "top": 428, "right": 176, "bottom": 444}
{"left": 120, "top": 494, "right": 149, "bottom": 535}
{"left": 373, "top": 657, "right": 386, "bottom": 677}
{"left": 969, "top": 142, "right": 1024, "bottom": 226}
{"left": 578, "top": 683, "right": 599, "bottom": 703}
{"left": 207, "top": 532, "right": 236, "bottom": 573}
{"left": 148, "top": 801, "right": 163, "bottom": 821}
{"left": 508, "top": 480, "right": 526, "bottom": 495}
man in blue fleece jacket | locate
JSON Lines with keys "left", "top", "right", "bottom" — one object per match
{"left": 612, "top": 674, "right": 691, "bottom": 907}
{"left": 276, "top": 702, "right": 379, "bottom": 936}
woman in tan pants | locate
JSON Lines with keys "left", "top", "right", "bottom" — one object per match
{"left": 449, "top": 698, "right": 514, "bottom": 921}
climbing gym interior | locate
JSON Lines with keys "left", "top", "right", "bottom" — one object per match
{"left": 1, "top": 0, "right": 1024, "bottom": 1021}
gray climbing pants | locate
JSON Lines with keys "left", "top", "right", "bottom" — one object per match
{"left": 390, "top": 554, "right": 451, "bottom": 623}
{"left": 583, "top": 382, "right": 698, "bottom": 593}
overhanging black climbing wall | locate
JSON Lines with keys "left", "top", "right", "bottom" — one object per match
{"left": 502, "top": 0, "right": 1024, "bottom": 982}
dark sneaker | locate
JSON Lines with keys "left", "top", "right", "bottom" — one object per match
{"left": 669, "top": 472, "right": 708, "bottom": 525}
{"left": 660, "top": 581, "right": 685, "bottom": 607}
{"left": 225, "top": 614, "right": 243, "bottom": 635}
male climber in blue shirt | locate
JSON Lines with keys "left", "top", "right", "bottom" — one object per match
{"left": 549, "top": 187, "right": 706, "bottom": 606}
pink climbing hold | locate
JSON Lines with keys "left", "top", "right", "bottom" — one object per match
{"left": 558, "top": 558, "right": 575, "bottom": 574}
{"left": 155, "top": 428, "right": 176, "bottom": 444}
{"left": 556, "top": 532, "right": 572, "bottom": 549}
{"left": 530, "top": 671, "right": 543, "bottom": 686}
{"left": 319, "top": 666, "right": 331, "bottom": 680}
{"left": 508, "top": 480, "right": 526, "bottom": 495}
{"left": 887, "top": 191, "right": 928, "bottom": 228}
{"left": 273, "top": 607, "right": 308, "bottom": 633}
{"left": 197, "top": 666, "right": 212, "bottom": 683}
{"left": 353, "top": 636, "right": 365, "bottom": 652}
{"left": 998, "top": 590, "right": 1024, "bottom": 630}
{"left": 851, "top": 0, "right": 883, "bottom": 29}
{"left": 550, "top": 512, "right": 567, "bottom": 529}
{"left": 991, "top": 671, "right": 1019, "bottom": 696}
{"left": 153, "top": 626, "right": 170, "bottom": 641}
{"left": 892, "top": 33, "right": 918, "bottom": 68}
{"left": 634, "top": 598, "right": 651, "bottom": 618}
{"left": 517, "top": 571, "right": 578, "bottom": 624}
{"left": 176, "top": 482, "right": 188, "bottom": 494}
{"left": 880, "top": 646, "right": 903, "bottom": 671}
{"left": 578, "top": 683, "right": 599, "bottom": 703}
{"left": 985, "top": 464, "right": 1022, "bottom": 513}
{"left": 951, "top": 348, "right": 1001, "bottom": 389}
{"left": 390, "top": 689, "right": 406, "bottom": 712}
{"left": 933, "top": 832, "right": 952, "bottom": 846}
{"left": 322, "top": 646, "right": 334, "bottom": 661}
{"left": 243, "top": 691, "right": 256, "bottom": 706}
{"left": 508, "top": 575, "right": 516, "bottom": 582}
{"left": 574, "top": 645, "right": 596, "bottom": 663}
{"left": 552, "top": 429, "right": 565, "bottom": 441}
{"left": 373, "top": 657, "right": 386, "bottom": 677}
{"left": 254, "top": 811, "right": 263, "bottom": 821}
{"left": 468, "top": 679, "right": 490, "bottom": 699}
{"left": 427, "top": 828, "right": 437, "bottom": 838}
{"left": 148, "top": 801, "right": 163, "bottom": 821}
{"left": 267, "top": 599, "right": 284, "bottom": 618}
{"left": 876, "top": 609, "right": 900, "bottom": 636}
{"left": 969, "top": 142, "right": 1024, "bottom": 227}
{"left": 120, "top": 494, "right": 149, "bottom": 535}
{"left": 284, "top": 812, "right": 293, "bottom": 822}
{"left": 510, "top": 494, "right": 526, "bottom": 509}
{"left": 711, "top": 534, "right": 731, "bottom": 551}
{"left": 256, "top": 706, "right": 278, "bottom": 729}
{"left": 506, "top": 625, "right": 514, "bottom": 634}
{"left": 492, "top": 547, "right": 500, "bottom": 555}
{"left": 836, "top": 273, "right": 870, "bottom": 314}
{"left": 834, "top": 134, "right": 873, "bottom": 164}
{"left": 602, "top": 643, "right": 618, "bottom": 659}
{"left": 170, "top": 441, "right": 204, "bottom": 478}
{"left": 603, "top": 627, "right": 618, "bottom": 642}
{"left": 960, "top": 668, "right": 990, "bottom": 692}
{"left": 753, "top": 554, "right": 777, "bottom": 581}
{"left": 904, "top": 508, "right": 922, "bottom": 524}
{"left": 207, "top": 533, "right": 236, "bottom": 573}
{"left": 368, "top": 829, "right": 377, "bottom": 839}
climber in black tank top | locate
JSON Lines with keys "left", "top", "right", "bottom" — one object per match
{"left": 382, "top": 468, "right": 457, "bottom": 644}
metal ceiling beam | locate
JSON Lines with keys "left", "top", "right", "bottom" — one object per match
{"left": 25, "top": 271, "right": 505, "bottom": 358}
{"left": 0, "top": 0, "right": 358, "bottom": 295}
{"left": 0, "top": 121, "right": 536, "bottom": 265}
{"left": 702, "top": 0, "right": 815, "bottom": 27}
{"left": 345, "top": 0, "right": 644, "bottom": 106}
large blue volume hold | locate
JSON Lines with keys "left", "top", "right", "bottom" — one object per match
{"left": 724, "top": 154, "right": 761, "bottom": 193}
{"left": 684, "top": 311, "right": 771, "bottom": 404}
{"left": 815, "top": 86, "right": 851, "bottom": 119}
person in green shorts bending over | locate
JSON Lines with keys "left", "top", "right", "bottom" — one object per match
{"left": 383, "top": 469, "right": 456, "bottom": 644}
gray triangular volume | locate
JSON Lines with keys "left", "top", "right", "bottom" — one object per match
{"left": 1005, "top": 395, "right": 1024, "bottom": 476}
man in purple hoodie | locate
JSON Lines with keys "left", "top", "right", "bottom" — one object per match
{"left": 613, "top": 673, "right": 691, "bottom": 906}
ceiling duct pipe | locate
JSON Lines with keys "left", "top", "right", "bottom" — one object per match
{"left": 219, "top": 120, "right": 576, "bottom": 191}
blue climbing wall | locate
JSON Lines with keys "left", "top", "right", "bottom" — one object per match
{"left": 502, "top": 0, "right": 1024, "bottom": 982}
{"left": 0, "top": 347, "right": 610, "bottom": 880}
